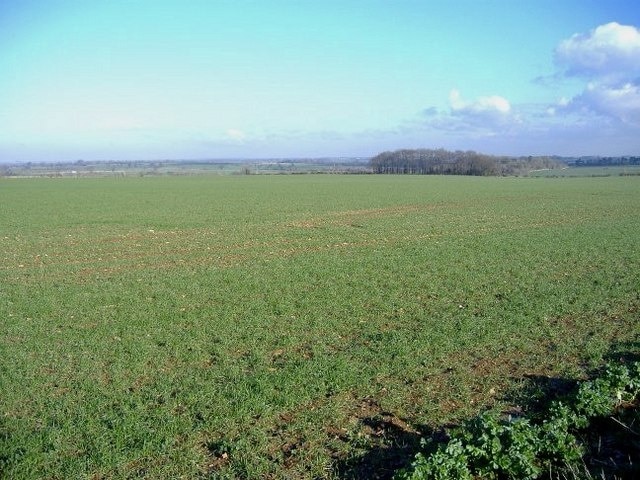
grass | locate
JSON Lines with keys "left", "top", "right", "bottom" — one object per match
{"left": 1, "top": 174, "right": 639, "bottom": 478}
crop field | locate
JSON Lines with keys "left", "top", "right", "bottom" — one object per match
{"left": 1, "top": 175, "right": 639, "bottom": 478}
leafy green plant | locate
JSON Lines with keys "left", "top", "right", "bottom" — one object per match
{"left": 409, "top": 439, "right": 472, "bottom": 480}
{"left": 537, "top": 404, "right": 584, "bottom": 465}
{"left": 574, "top": 363, "right": 640, "bottom": 418}
{"left": 461, "top": 413, "right": 542, "bottom": 479}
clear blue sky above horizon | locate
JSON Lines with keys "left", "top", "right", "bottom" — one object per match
{"left": 1, "top": 0, "right": 639, "bottom": 162}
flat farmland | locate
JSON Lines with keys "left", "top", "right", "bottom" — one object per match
{"left": 1, "top": 175, "right": 639, "bottom": 478}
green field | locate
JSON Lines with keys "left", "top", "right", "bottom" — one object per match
{"left": 1, "top": 175, "right": 639, "bottom": 478}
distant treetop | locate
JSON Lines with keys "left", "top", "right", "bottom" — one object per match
{"left": 369, "top": 149, "right": 561, "bottom": 176}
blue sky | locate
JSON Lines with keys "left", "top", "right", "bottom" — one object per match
{"left": 1, "top": 0, "right": 639, "bottom": 162}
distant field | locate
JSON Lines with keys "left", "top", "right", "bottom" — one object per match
{"left": 0, "top": 159, "right": 370, "bottom": 178}
{"left": 528, "top": 165, "right": 640, "bottom": 177}
{"left": 1, "top": 175, "right": 639, "bottom": 478}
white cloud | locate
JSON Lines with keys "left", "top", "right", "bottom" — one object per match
{"left": 427, "top": 89, "right": 516, "bottom": 136}
{"left": 449, "top": 89, "right": 511, "bottom": 115}
{"left": 555, "top": 22, "right": 640, "bottom": 77}
{"left": 407, "top": 90, "right": 518, "bottom": 140}
{"left": 561, "top": 82, "right": 640, "bottom": 125}
{"left": 225, "top": 128, "right": 246, "bottom": 141}
{"left": 552, "top": 22, "right": 640, "bottom": 127}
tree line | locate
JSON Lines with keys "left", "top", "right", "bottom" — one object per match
{"left": 569, "top": 156, "right": 640, "bottom": 167}
{"left": 369, "top": 148, "right": 560, "bottom": 176}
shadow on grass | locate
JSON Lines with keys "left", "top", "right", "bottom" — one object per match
{"left": 604, "top": 340, "right": 640, "bottom": 364}
{"left": 333, "top": 415, "right": 438, "bottom": 480}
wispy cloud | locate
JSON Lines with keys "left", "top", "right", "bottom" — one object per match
{"left": 448, "top": 89, "right": 513, "bottom": 130}
{"left": 449, "top": 89, "right": 511, "bottom": 115}
{"left": 418, "top": 89, "right": 518, "bottom": 138}
{"left": 225, "top": 128, "right": 246, "bottom": 141}
{"left": 421, "top": 106, "right": 439, "bottom": 117}
{"left": 558, "top": 82, "right": 640, "bottom": 125}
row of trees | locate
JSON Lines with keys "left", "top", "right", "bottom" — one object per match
{"left": 369, "top": 149, "right": 560, "bottom": 176}
{"left": 569, "top": 156, "right": 640, "bottom": 166}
